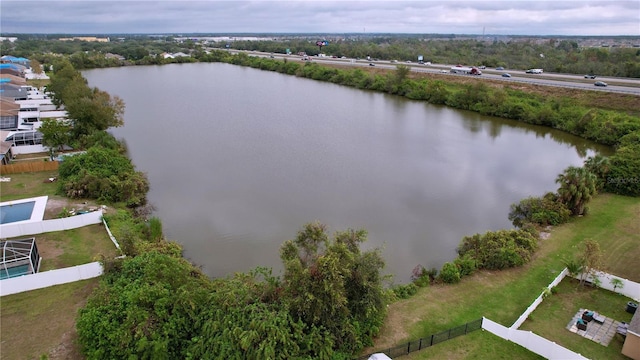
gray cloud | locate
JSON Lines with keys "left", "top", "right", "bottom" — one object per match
{"left": 1, "top": 1, "right": 638, "bottom": 35}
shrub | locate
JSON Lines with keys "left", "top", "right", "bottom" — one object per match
{"left": 392, "top": 283, "right": 418, "bottom": 299}
{"left": 453, "top": 253, "right": 477, "bottom": 277}
{"left": 410, "top": 264, "right": 431, "bottom": 287}
{"left": 58, "top": 147, "right": 149, "bottom": 205}
{"left": 508, "top": 193, "right": 571, "bottom": 228}
{"left": 457, "top": 229, "right": 538, "bottom": 270}
{"left": 439, "top": 262, "right": 461, "bottom": 284}
{"left": 605, "top": 144, "right": 640, "bottom": 196}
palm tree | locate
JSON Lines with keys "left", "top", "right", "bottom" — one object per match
{"left": 584, "top": 155, "right": 611, "bottom": 191}
{"left": 556, "top": 166, "right": 597, "bottom": 216}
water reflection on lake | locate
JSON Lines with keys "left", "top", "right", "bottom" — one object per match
{"left": 84, "top": 63, "right": 611, "bottom": 282}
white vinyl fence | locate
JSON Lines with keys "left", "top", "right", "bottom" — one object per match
{"left": 0, "top": 210, "right": 103, "bottom": 238}
{"left": 572, "top": 270, "right": 640, "bottom": 301}
{"left": 0, "top": 262, "right": 103, "bottom": 296}
{"left": 482, "top": 317, "right": 588, "bottom": 360}
{"left": 511, "top": 268, "right": 569, "bottom": 329}
{"left": 0, "top": 210, "right": 122, "bottom": 297}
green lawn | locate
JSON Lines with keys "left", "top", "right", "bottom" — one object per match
{"left": 400, "top": 330, "right": 545, "bottom": 360}
{"left": 0, "top": 279, "right": 98, "bottom": 360}
{"left": 0, "top": 170, "right": 60, "bottom": 201}
{"left": 365, "top": 194, "right": 640, "bottom": 359}
{"left": 519, "top": 278, "right": 634, "bottom": 360}
{"left": 24, "top": 224, "right": 118, "bottom": 271}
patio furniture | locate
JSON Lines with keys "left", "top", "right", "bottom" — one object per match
{"left": 617, "top": 322, "right": 628, "bottom": 337}
{"left": 592, "top": 312, "right": 605, "bottom": 324}
{"left": 577, "top": 318, "right": 587, "bottom": 331}
{"left": 582, "top": 311, "right": 594, "bottom": 322}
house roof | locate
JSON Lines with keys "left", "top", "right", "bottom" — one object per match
{"left": 629, "top": 306, "right": 640, "bottom": 335}
{"left": 0, "top": 74, "right": 27, "bottom": 85}
{"left": 0, "top": 140, "right": 12, "bottom": 156}
{"left": 0, "top": 97, "right": 19, "bottom": 116}
{"left": 0, "top": 68, "right": 24, "bottom": 77}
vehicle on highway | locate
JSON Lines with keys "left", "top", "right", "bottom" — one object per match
{"left": 369, "top": 63, "right": 375, "bottom": 66}
{"left": 584, "top": 74, "right": 597, "bottom": 79}
{"left": 526, "top": 69, "right": 543, "bottom": 74}
{"left": 594, "top": 81, "right": 608, "bottom": 87}
{"left": 450, "top": 66, "right": 482, "bottom": 75}
{"left": 502, "top": 73, "right": 511, "bottom": 78}
{"left": 479, "top": 66, "right": 486, "bottom": 69}
{"left": 440, "top": 69, "right": 448, "bottom": 73}
{"left": 496, "top": 67, "right": 505, "bottom": 70}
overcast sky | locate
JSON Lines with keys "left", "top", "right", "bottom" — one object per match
{"left": 1, "top": 1, "right": 638, "bottom": 36}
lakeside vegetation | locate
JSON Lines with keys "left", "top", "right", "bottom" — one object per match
{"left": 1, "top": 39, "right": 639, "bottom": 358}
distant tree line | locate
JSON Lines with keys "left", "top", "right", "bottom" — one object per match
{"left": 217, "top": 37, "right": 640, "bottom": 78}
{"left": 2, "top": 35, "right": 640, "bottom": 77}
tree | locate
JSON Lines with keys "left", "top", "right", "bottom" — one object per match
{"left": 583, "top": 154, "right": 611, "bottom": 191}
{"left": 39, "top": 118, "right": 71, "bottom": 151}
{"left": 46, "top": 58, "right": 125, "bottom": 140}
{"left": 555, "top": 166, "right": 597, "bottom": 215}
{"left": 610, "top": 277, "right": 624, "bottom": 294}
{"left": 562, "top": 257, "right": 584, "bottom": 280}
{"left": 188, "top": 269, "right": 333, "bottom": 360}
{"left": 66, "top": 87, "right": 125, "bottom": 138}
{"left": 508, "top": 192, "right": 571, "bottom": 228}
{"left": 58, "top": 147, "right": 149, "bottom": 206}
{"left": 279, "top": 222, "right": 387, "bottom": 355}
{"left": 30, "top": 58, "right": 43, "bottom": 74}
{"left": 580, "top": 239, "right": 603, "bottom": 286}
{"left": 77, "top": 252, "right": 212, "bottom": 360}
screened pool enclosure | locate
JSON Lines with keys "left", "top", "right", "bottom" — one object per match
{"left": 0, "top": 238, "right": 41, "bottom": 280}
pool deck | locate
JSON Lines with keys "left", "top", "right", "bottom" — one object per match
{"left": 566, "top": 308, "right": 622, "bottom": 346}
{"left": 0, "top": 196, "right": 48, "bottom": 225}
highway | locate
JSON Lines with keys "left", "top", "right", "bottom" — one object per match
{"left": 225, "top": 49, "right": 640, "bottom": 95}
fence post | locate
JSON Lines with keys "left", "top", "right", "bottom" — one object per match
{"left": 430, "top": 334, "right": 434, "bottom": 346}
{"left": 419, "top": 338, "right": 422, "bottom": 350}
{"left": 407, "top": 341, "right": 411, "bottom": 354}
{"left": 465, "top": 322, "right": 469, "bottom": 334}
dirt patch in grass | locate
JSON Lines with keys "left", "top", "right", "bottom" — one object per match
{"left": 0, "top": 279, "right": 98, "bottom": 360}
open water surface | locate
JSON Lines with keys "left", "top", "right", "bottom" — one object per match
{"left": 84, "top": 63, "right": 610, "bottom": 282}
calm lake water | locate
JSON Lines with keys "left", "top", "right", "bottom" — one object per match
{"left": 84, "top": 63, "right": 610, "bottom": 282}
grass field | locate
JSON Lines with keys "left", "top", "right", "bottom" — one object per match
{"left": 29, "top": 224, "right": 118, "bottom": 271}
{"left": 519, "top": 278, "right": 634, "bottom": 360}
{"left": 0, "top": 279, "right": 98, "bottom": 360}
{"left": 363, "top": 194, "right": 640, "bottom": 359}
{"left": 0, "top": 170, "right": 60, "bottom": 201}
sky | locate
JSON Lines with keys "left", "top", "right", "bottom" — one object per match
{"left": 1, "top": 0, "right": 639, "bottom": 36}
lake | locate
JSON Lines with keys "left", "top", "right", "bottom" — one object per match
{"left": 84, "top": 63, "right": 610, "bottom": 282}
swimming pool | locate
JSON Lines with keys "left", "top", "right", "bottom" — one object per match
{"left": 0, "top": 196, "right": 48, "bottom": 225}
{"left": 0, "top": 201, "right": 36, "bottom": 224}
